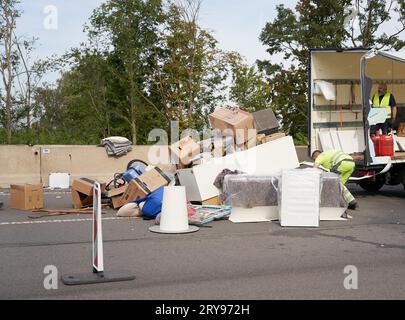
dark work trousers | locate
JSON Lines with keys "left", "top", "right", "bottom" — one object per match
{"left": 370, "top": 119, "right": 392, "bottom": 135}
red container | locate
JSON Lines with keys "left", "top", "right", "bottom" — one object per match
{"left": 371, "top": 132, "right": 381, "bottom": 156}
{"left": 379, "top": 135, "right": 394, "bottom": 157}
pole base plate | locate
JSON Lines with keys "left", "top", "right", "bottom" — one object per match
{"left": 61, "top": 271, "right": 135, "bottom": 286}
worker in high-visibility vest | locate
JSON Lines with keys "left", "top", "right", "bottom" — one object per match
{"left": 312, "top": 149, "right": 358, "bottom": 210}
{"left": 370, "top": 83, "right": 397, "bottom": 135}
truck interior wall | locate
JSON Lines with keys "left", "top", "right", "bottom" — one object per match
{"left": 311, "top": 51, "right": 405, "bottom": 153}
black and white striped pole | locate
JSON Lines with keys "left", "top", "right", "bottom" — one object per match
{"left": 62, "top": 182, "right": 135, "bottom": 285}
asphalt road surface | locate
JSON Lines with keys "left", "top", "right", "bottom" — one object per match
{"left": 0, "top": 185, "right": 404, "bottom": 300}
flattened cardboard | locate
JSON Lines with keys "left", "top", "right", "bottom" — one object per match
{"left": 10, "top": 184, "right": 44, "bottom": 210}
{"left": 193, "top": 196, "right": 221, "bottom": 206}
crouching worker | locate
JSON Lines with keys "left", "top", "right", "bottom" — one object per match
{"left": 311, "top": 150, "right": 358, "bottom": 210}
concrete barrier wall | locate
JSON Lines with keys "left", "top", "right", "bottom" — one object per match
{"left": 0, "top": 145, "right": 41, "bottom": 186}
{"left": 0, "top": 144, "right": 309, "bottom": 188}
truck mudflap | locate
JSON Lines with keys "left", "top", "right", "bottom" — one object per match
{"left": 349, "top": 160, "right": 392, "bottom": 182}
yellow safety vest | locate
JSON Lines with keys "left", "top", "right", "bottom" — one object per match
{"left": 372, "top": 92, "right": 392, "bottom": 118}
{"left": 315, "top": 150, "right": 353, "bottom": 171}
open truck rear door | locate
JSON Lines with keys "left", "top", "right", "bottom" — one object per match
{"left": 309, "top": 48, "right": 405, "bottom": 192}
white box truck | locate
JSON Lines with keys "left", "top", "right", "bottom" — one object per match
{"left": 309, "top": 48, "right": 405, "bottom": 192}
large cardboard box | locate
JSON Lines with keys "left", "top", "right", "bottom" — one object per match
{"left": 121, "top": 167, "right": 171, "bottom": 204}
{"left": 10, "top": 184, "right": 44, "bottom": 210}
{"left": 71, "top": 178, "right": 106, "bottom": 209}
{"left": 170, "top": 136, "right": 201, "bottom": 166}
{"left": 209, "top": 106, "right": 256, "bottom": 144}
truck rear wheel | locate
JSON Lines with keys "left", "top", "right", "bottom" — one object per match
{"left": 359, "top": 179, "right": 385, "bottom": 193}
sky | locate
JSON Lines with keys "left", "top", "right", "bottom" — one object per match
{"left": 15, "top": 0, "right": 297, "bottom": 84}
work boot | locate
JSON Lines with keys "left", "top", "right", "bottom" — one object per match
{"left": 348, "top": 201, "right": 358, "bottom": 210}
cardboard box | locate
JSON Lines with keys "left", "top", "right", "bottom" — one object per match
{"left": 170, "top": 136, "right": 201, "bottom": 165}
{"left": 236, "top": 135, "right": 257, "bottom": 151}
{"left": 256, "top": 134, "right": 266, "bottom": 145}
{"left": 191, "top": 152, "right": 213, "bottom": 166}
{"left": 10, "top": 184, "right": 44, "bottom": 210}
{"left": 398, "top": 123, "right": 405, "bottom": 137}
{"left": 71, "top": 178, "right": 106, "bottom": 209}
{"left": 209, "top": 106, "right": 256, "bottom": 144}
{"left": 200, "top": 136, "right": 234, "bottom": 158}
{"left": 262, "top": 132, "right": 286, "bottom": 144}
{"left": 190, "top": 196, "right": 221, "bottom": 206}
{"left": 121, "top": 167, "right": 171, "bottom": 204}
{"left": 201, "top": 196, "right": 221, "bottom": 206}
{"left": 107, "top": 185, "right": 127, "bottom": 209}
{"left": 111, "top": 195, "right": 126, "bottom": 209}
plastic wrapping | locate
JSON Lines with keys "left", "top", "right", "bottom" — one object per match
{"left": 320, "top": 172, "right": 346, "bottom": 208}
{"left": 222, "top": 174, "right": 279, "bottom": 208}
{"left": 188, "top": 205, "right": 232, "bottom": 226}
{"left": 156, "top": 204, "right": 231, "bottom": 226}
{"left": 222, "top": 171, "right": 345, "bottom": 209}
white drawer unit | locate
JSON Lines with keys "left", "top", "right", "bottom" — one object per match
{"left": 280, "top": 169, "right": 321, "bottom": 227}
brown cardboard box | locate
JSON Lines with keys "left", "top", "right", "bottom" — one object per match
{"left": 10, "top": 184, "right": 44, "bottom": 210}
{"left": 121, "top": 167, "right": 171, "bottom": 204}
{"left": 202, "top": 196, "right": 221, "bottom": 206}
{"left": 71, "top": 178, "right": 106, "bottom": 209}
{"left": 236, "top": 135, "right": 257, "bottom": 151}
{"left": 170, "top": 136, "right": 201, "bottom": 166}
{"left": 398, "top": 123, "right": 405, "bottom": 137}
{"left": 200, "top": 137, "right": 233, "bottom": 158}
{"left": 111, "top": 195, "right": 126, "bottom": 209}
{"left": 107, "top": 185, "right": 127, "bottom": 198}
{"left": 107, "top": 185, "right": 127, "bottom": 209}
{"left": 209, "top": 106, "right": 256, "bottom": 144}
{"left": 256, "top": 134, "right": 266, "bottom": 145}
{"left": 262, "top": 132, "right": 286, "bottom": 144}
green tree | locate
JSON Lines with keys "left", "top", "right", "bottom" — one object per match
{"left": 151, "top": 0, "right": 229, "bottom": 131}
{"left": 87, "top": 0, "right": 167, "bottom": 145}
{"left": 0, "top": 0, "right": 20, "bottom": 143}
{"left": 228, "top": 52, "right": 272, "bottom": 113}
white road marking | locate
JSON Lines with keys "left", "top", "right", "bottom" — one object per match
{"left": 0, "top": 217, "right": 134, "bottom": 226}
{"left": 0, "top": 191, "right": 71, "bottom": 196}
